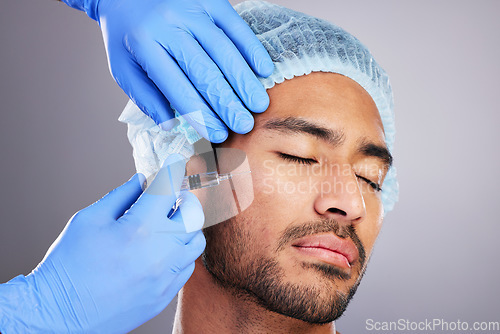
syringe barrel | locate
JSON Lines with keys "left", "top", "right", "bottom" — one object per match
{"left": 185, "top": 171, "right": 220, "bottom": 190}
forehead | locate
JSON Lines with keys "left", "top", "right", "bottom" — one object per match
{"left": 220, "top": 72, "right": 387, "bottom": 155}
{"left": 259, "top": 72, "right": 384, "bottom": 142}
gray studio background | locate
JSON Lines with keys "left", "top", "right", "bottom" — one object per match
{"left": 1, "top": 1, "right": 499, "bottom": 333}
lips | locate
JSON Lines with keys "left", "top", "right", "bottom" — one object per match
{"left": 292, "top": 233, "right": 359, "bottom": 269}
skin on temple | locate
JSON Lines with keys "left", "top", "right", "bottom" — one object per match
{"left": 178, "top": 72, "right": 390, "bottom": 334}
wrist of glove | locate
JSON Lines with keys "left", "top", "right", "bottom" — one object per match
{"left": 0, "top": 271, "right": 86, "bottom": 334}
{"left": 60, "top": 0, "right": 100, "bottom": 21}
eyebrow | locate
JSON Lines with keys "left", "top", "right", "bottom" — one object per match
{"left": 263, "top": 117, "right": 346, "bottom": 147}
{"left": 358, "top": 139, "right": 393, "bottom": 169}
{"left": 262, "top": 117, "right": 393, "bottom": 168}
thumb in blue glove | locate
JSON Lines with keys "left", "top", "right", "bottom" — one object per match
{"left": 0, "top": 154, "right": 205, "bottom": 333}
{"left": 59, "top": 0, "right": 274, "bottom": 143}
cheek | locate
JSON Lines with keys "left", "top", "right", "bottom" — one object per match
{"left": 243, "top": 168, "right": 303, "bottom": 246}
{"left": 250, "top": 172, "right": 318, "bottom": 245}
{"left": 244, "top": 186, "right": 286, "bottom": 247}
{"left": 253, "top": 158, "right": 313, "bottom": 201}
{"left": 357, "top": 194, "right": 384, "bottom": 253}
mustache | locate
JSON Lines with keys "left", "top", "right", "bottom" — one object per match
{"left": 275, "top": 219, "right": 366, "bottom": 265}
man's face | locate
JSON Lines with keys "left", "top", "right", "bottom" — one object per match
{"left": 200, "top": 72, "right": 391, "bottom": 323}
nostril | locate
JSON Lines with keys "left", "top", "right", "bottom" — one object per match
{"left": 328, "top": 208, "right": 347, "bottom": 216}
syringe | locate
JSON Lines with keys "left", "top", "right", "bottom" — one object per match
{"left": 168, "top": 170, "right": 251, "bottom": 218}
{"left": 180, "top": 171, "right": 251, "bottom": 191}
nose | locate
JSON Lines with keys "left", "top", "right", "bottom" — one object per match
{"left": 313, "top": 167, "right": 366, "bottom": 224}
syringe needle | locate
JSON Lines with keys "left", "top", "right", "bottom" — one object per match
{"left": 217, "top": 171, "right": 252, "bottom": 182}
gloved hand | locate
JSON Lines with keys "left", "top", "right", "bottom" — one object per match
{"left": 0, "top": 154, "right": 205, "bottom": 333}
{"left": 61, "top": 0, "right": 274, "bottom": 143}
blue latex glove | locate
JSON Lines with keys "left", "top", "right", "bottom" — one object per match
{"left": 60, "top": 0, "right": 274, "bottom": 143}
{"left": 0, "top": 154, "right": 205, "bottom": 333}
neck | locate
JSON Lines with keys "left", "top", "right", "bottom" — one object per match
{"left": 173, "top": 258, "right": 337, "bottom": 334}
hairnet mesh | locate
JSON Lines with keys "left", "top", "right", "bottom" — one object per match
{"left": 235, "top": 0, "right": 399, "bottom": 213}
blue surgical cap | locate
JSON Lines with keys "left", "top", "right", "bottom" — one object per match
{"left": 235, "top": 0, "right": 399, "bottom": 214}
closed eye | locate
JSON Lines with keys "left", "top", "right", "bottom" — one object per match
{"left": 357, "top": 175, "right": 382, "bottom": 192}
{"left": 278, "top": 153, "right": 317, "bottom": 165}
{"left": 279, "top": 152, "right": 382, "bottom": 192}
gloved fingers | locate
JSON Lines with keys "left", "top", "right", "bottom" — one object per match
{"left": 191, "top": 17, "right": 270, "bottom": 114}
{"left": 125, "top": 37, "right": 228, "bottom": 142}
{"left": 161, "top": 29, "right": 254, "bottom": 135}
{"left": 162, "top": 261, "right": 196, "bottom": 302}
{"left": 166, "top": 191, "right": 205, "bottom": 234}
{"left": 166, "top": 231, "right": 206, "bottom": 275}
{"left": 153, "top": 191, "right": 204, "bottom": 236}
{"left": 112, "top": 55, "right": 176, "bottom": 128}
{"left": 121, "top": 154, "right": 186, "bottom": 222}
{"left": 90, "top": 173, "right": 146, "bottom": 220}
{"left": 184, "top": 230, "right": 206, "bottom": 262}
{"left": 210, "top": 0, "right": 274, "bottom": 78}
